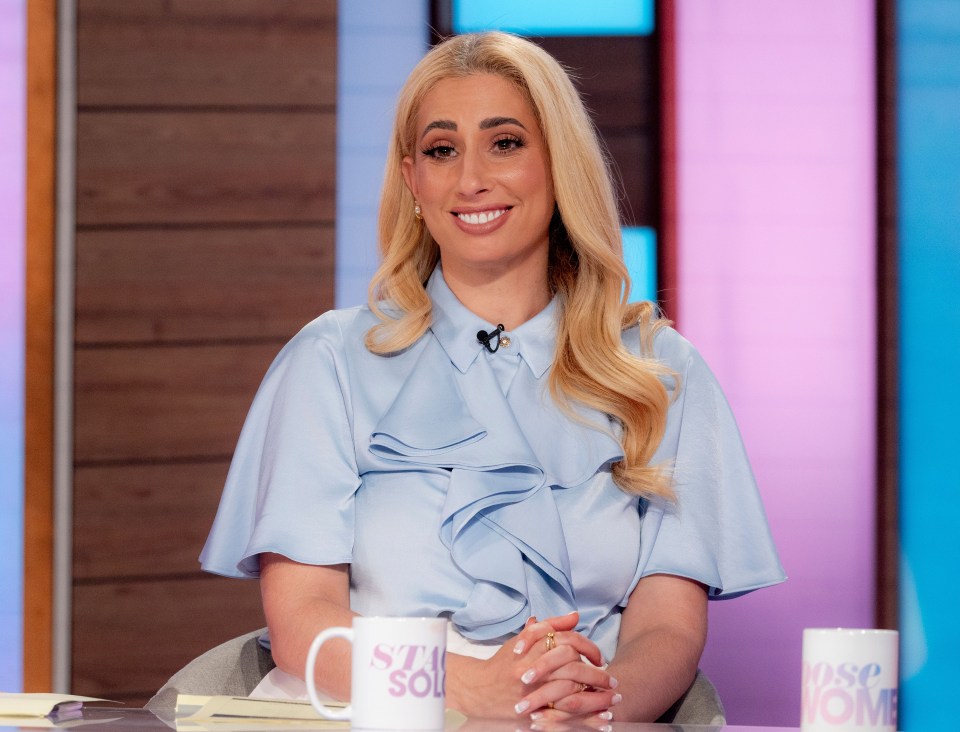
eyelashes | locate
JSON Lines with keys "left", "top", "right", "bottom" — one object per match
{"left": 492, "top": 134, "right": 524, "bottom": 152}
{"left": 421, "top": 143, "right": 455, "bottom": 159}
{"left": 420, "top": 134, "right": 525, "bottom": 159}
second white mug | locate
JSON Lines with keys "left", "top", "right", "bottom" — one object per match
{"left": 801, "top": 628, "right": 898, "bottom": 732}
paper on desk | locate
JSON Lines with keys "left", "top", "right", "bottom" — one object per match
{"left": 175, "top": 695, "right": 348, "bottom": 727}
{"left": 0, "top": 691, "right": 117, "bottom": 727}
{"left": 0, "top": 693, "right": 111, "bottom": 720}
{"left": 174, "top": 695, "right": 466, "bottom": 731}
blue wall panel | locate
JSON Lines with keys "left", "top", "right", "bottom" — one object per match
{"left": 897, "top": 1, "right": 960, "bottom": 728}
{"left": 622, "top": 226, "right": 657, "bottom": 303}
{"left": 453, "top": 0, "right": 653, "bottom": 36}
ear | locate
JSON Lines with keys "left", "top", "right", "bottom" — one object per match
{"left": 401, "top": 156, "right": 419, "bottom": 200}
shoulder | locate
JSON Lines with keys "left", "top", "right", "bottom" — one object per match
{"left": 282, "top": 304, "right": 386, "bottom": 356}
{"left": 259, "top": 305, "right": 384, "bottom": 384}
{"left": 621, "top": 321, "right": 699, "bottom": 371}
{"left": 294, "top": 304, "right": 377, "bottom": 342}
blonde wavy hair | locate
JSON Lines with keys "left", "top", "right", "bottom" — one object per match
{"left": 366, "top": 32, "right": 675, "bottom": 500}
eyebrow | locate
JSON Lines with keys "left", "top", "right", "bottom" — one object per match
{"left": 480, "top": 116, "right": 526, "bottom": 131}
{"left": 419, "top": 116, "right": 527, "bottom": 140}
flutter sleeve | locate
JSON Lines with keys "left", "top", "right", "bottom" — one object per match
{"left": 631, "top": 328, "right": 786, "bottom": 599}
{"left": 199, "top": 313, "right": 360, "bottom": 578}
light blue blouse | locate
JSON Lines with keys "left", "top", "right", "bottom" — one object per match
{"left": 200, "top": 268, "right": 785, "bottom": 660}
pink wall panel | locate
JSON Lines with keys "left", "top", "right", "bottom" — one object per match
{"left": 674, "top": 1, "right": 877, "bottom": 725}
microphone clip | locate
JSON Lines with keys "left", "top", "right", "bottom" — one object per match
{"left": 477, "top": 324, "right": 505, "bottom": 354}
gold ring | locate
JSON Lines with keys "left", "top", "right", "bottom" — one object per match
{"left": 544, "top": 632, "right": 556, "bottom": 651}
{"left": 577, "top": 682, "right": 587, "bottom": 693}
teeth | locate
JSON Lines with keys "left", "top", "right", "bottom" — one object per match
{"left": 458, "top": 209, "right": 506, "bottom": 225}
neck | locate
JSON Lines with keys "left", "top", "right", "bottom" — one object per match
{"left": 441, "top": 264, "right": 550, "bottom": 331}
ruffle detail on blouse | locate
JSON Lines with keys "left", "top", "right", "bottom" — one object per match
{"left": 369, "top": 338, "right": 623, "bottom": 641}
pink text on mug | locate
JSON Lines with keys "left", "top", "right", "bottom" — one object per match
{"left": 369, "top": 642, "right": 446, "bottom": 699}
{"left": 801, "top": 659, "right": 897, "bottom": 728}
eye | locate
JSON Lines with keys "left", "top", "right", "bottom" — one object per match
{"left": 492, "top": 134, "right": 524, "bottom": 153}
{"left": 421, "top": 141, "right": 457, "bottom": 159}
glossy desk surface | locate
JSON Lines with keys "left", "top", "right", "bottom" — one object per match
{"left": 1, "top": 708, "right": 800, "bottom": 732}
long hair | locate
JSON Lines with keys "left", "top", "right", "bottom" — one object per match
{"left": 366, "top": 32, "right": 675, "bottom": 500}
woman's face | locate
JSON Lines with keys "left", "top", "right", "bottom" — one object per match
{"left": 401, "top": 73, "right": 555, "bottom": 282}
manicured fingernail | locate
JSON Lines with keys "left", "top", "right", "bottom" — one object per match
{"left": 611, "top": 693, "right": 623, "bottom": 706}
{"left": 529, "top": 712, "right": 544, "bottom": 721}
{"left": 531, "top": 724, "right": 545, "bottom": 732}
{"left": 598, "top": 710, "right": 613, "bottom": 721}
{"left": 599, "top": 725, "right": 612, "bottom": 732}
{"left": 609, "top": 676, "right": 619, "bottom": 689}
{"left": 513, "top": 639, "right": 525, "bottom": 654}
{"left": 567, "top": 610, "right": 577, "bottom": 615}
{"left": 514, "top": 699, "right": 530, "bottom": 715}
{"left": 521, "top": 668, "right": 536, "bottom": 684}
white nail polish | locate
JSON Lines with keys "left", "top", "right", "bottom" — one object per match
{"left": 529, "top": 712, "right": 544, "bottom": 721}
{"left": 598, "top": 710, "right": 613, "bottom": 721}
{"left": 513, "top": 639, "right": 525, "bottom": 654}
{"left": 611, "top": 693, "right": 623, "bottom": 706}
{"left": 599, "top": 725, "right": 613, "bottom": 732}
{"left": 514, "top": 699, "right": 530, "bottom": 715}
{"left": 609, "top": 676, "right": 619, "bottom": 689}
{"left": 521, "top": 668, "right": 536, "bottom": 684}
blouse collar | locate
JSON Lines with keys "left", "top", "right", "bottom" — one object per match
{"left": 426, "top": 266, "right": 556, "bottom": 379}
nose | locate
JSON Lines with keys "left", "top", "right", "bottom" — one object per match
{"left": 456, "top": 150, "right": 490, "bottom": 197}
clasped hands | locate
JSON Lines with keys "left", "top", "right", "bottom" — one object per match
{"left": 449, "top": 611, "right": 620, "bottom": 728}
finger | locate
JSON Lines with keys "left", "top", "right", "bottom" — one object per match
{"left": 538, "top": 610, "right": 579, "bottom": 632}
{"left": 521, "top": 654, "right": 613, "bottom": 689}
{"left": 519, "top": 636, "right": 611, "bottom": 687}
{"left": 520, "top": 680, "right": 622, "bottom": 717}
{"left": 511, "top": 619, "right": 565, "bottom": 657}
{"left": 553, "top": 630, "right": 604, "bottom": 667}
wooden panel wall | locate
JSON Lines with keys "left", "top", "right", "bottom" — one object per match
{"left": 24, "top": 0, "right": 57, "bottom": 692}
{"left": 72, "top": 0, "right": 337, "bottom": 703}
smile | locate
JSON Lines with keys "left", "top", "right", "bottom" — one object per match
{"left": 456, "top": 208, "right": 509, "bottom": 225}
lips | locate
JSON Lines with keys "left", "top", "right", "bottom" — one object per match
{"left": 455, "top": 208, "right": 509, "bottom": 225}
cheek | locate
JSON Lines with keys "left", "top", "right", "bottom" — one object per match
{"left": 414, "top": 169, "right": 449, "bottom": 204}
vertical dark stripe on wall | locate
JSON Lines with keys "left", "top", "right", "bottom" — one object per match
{"left": 429, "top": 0, "right": 448, "bottom": 45}
{"left": 655, "top": 0, "right": 678, "bottom": 323}
{"left": 875, "top": 0, "right": 899, "bottom": 631}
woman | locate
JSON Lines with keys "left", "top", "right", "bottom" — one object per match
{"left": 200, "top": 31, "right": 785, "bottom": 723}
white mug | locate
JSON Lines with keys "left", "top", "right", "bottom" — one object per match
{"left": 801, "top": 628, "right": 899, "bottom": 732}
{"left": 306, "top": 616, "right": 447, "bottom": 730}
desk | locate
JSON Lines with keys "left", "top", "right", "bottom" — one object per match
{"left": 1, "top": 708, "right": 801, "bottom": 732}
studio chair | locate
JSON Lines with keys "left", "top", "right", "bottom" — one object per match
{"left": 146, "top": 628, "right": 724, "bottom": 726}
{"left": 656, "top": 669, "right": 726, "bottom": 726}
{"left": 145, "top": 628, "right": 275, "bottom": 718}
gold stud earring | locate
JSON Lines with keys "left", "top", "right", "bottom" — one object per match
{"left": 414, "top": 202, "right": 423, "bottom": 220}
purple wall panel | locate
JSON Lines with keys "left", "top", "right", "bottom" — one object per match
{"left": 0, "top": 0, "right": 25, "bottom": 692}
{"left": 674, "top": 1, "right": 877, "bottom": 725}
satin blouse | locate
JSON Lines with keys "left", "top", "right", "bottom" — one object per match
{"left": 200, "top": 267, "right": 785, "bottom": 660}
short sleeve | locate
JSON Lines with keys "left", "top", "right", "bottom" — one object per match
{"left": 199, "top": 314, "right": 361, "bottom": 578}
{"left": 633, "top": 328, "right": 786, "bottom": 598}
